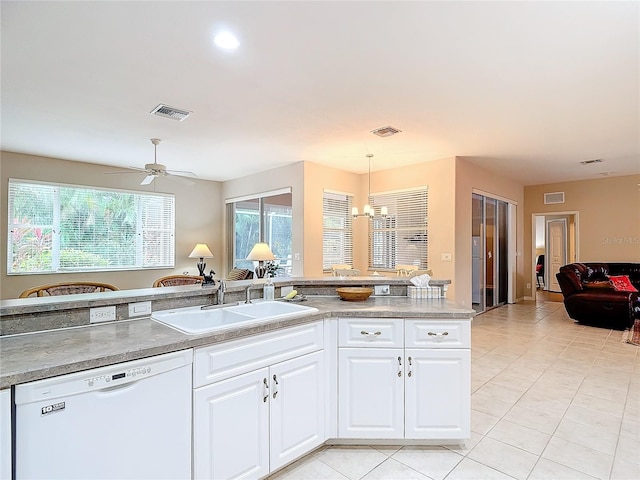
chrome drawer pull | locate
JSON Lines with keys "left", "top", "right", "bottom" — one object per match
{"left": 360, "top": 330, "right": 382, "bottom": 337}
{"left": 263, "top": 378, "right": 269, "bottom": 402}
{"left": 427, "top": 331, "right": 449, "bottom": 337}
{"left": 272, "top": 374, "right": 279, "bottom": 399}
{"left": 397, "top": 356, "right": 402, "bottom": 377}
{"left": 407, "top": 356, "right": 412, "bottom": 377}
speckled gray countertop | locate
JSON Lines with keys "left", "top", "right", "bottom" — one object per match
{"left": 0, "top": 295, "right": 473, "bottom": 389}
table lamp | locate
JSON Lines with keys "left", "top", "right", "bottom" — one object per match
{"left": 246, "top": 242, "right": 275, "bottom": 278}
{"left": 189, "top": 244, "right": 213, "bottom": 276}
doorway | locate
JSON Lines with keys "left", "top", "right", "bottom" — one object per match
{"left": 532, "top": 212, "right": 578, "bottom": 296}
{"left": 472, "top": 193, "right": 513, "bottom": 313}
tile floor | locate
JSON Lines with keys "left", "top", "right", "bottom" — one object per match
{"left": 267, "top": 299, "right": 640, "bottom": 480}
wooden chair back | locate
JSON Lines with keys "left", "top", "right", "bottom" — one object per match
{"left": 333, "top": 268, "right": 361, "bottom": 277}
{"left": 153, "top": 275, "right": 203, "bottom": 288}
{"left": 331, "top": 264, "right": 352, "bottom": 276}
{"left": 408, "top": 269, "right": 433, "bottom": 278}
{"left": 396, "top": 264, "right": 419, "bottom": 276}
{"left": 19, "top": 281, "right": 119, "bottom": 298}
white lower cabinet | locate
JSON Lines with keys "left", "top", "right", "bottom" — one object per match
{"left": 194, "top": 367, "right": 270, "bottom": 480}
{"left": 404, "top": 348, "right": 470, "bottom": 439}
{"left": 338, "top": 348, "right": 404, "bottom": 438}
{"left": 193, "top": 321, "right": 325, "bottom": 480}
{"left": 338, "top": 318, "right": 470, "bottom": 440}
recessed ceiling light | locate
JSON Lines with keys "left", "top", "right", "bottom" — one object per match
{"left": 214, "top": 32, "right": 239, "bottom": 50}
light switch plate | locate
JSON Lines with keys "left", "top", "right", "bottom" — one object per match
{"left": 441, "top": 253, "right": 452, "bottom": 262}
{"left": 128, "top": 301, "right": 152, "bottom": 317}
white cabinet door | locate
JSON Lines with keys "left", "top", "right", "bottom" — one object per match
{"left": 405, "top": 348, "right": 470, "bottom": 439}
{"left": 193, "top": 367, "right": 270, "bottom": 480}
{"left": 270, "top": 350, "right": 325, "bottom": 471}
{"left": 338, "top": 348, "right": 404, "bottom": 439}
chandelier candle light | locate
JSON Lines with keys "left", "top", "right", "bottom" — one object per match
{"left": 352, "top": 154, "right": 388, "bottom": 218}
{"left": 189, "top": 243, "right": 214, "bottom": 277}
{"left": 246, "top": 242, "right": 275, "bottom": 279}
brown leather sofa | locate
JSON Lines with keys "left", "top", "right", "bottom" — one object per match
{"left": 556, "top": 263, "right": 640, "bottom": 330}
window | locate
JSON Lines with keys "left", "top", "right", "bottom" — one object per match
{"left": 369, "top": 187, "right": 428, "bottom": 271}
{"left": 322, "top": 190, "right": 353, "bottom": 270}
{"left": 8, "top": 179, "right": 175, "bottom": 274}
{"left": 227, "top": 189, "right": 292, "bottom": 275}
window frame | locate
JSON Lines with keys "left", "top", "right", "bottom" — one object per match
{"left": 322, "top": 190, "right": 354, "bottom": 271}
{"left": 226, "top": 188, "right": 293, "bottom": 275}
{"left": 7, "top": 178, "right": 175, "bottom": 274}
{"left": 368, "top": 186, "right": 428, "bottom": 272}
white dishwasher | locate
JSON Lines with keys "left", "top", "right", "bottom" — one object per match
{"left": 14, "top": 349, "right": 193, "bottom": 480}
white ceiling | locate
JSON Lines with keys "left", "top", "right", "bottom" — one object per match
{"left": 1, "top": 1, "right": 638, "bottom": 185}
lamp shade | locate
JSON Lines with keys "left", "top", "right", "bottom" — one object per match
{"left": 246, "top": 242, "right": 275, "bottom": 261}
{"left": 188, "top": 244, "right": 213, "bottom": 259}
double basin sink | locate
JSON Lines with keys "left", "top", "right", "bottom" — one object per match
{"left": 151, "top": 301, "right": 319, "bottom": 335}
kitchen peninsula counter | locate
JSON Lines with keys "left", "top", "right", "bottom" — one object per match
{"left": 0, "top": 294, "right": 472, "bottom": 389}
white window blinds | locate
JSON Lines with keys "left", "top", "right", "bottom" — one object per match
{"left": 7, "top": 179, "right": 175, "bottom": 273}
{"left": 322, "top": 190, "right": 353, "bottom": 270}
{"left": 368, "top": 187, "right": 428, "bottom": 271}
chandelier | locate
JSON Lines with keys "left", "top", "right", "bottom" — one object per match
{"left": 352, "top": 154, "right": 387, "bottom": 218}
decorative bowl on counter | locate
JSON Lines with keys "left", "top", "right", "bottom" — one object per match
{"left": 336, "top": 287, "right": 374, "bottom": 302}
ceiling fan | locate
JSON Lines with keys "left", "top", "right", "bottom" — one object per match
{"left": 106, "top": 138, "right": 197, "bottom": 185}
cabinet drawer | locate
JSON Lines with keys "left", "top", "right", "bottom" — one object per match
{"left": 194, "top": 321, "right": 323, "bottom": 387}
{"left": 405, "top": 320, "right": 470, "bottom": 348}
{"left": 338, "top": 318, "right": 404, "bottom": 348}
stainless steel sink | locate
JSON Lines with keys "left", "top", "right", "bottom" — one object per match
{"left": 151, "top": 301, "right": 318, "bottom": 335}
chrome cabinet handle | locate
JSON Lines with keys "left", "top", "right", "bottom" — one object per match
{"left": 397, "top": 356, "right": 402, "bottom": 377}
{"left": 407, "top": 356, "right": 412, "bottom": 377}
{"left": 360, "top": 330, "right": 382, "bottom": 337}
{"left": 263, "top": 378, "right": 269, "bottom": 403}
{"left": 272, "top": 374, "right": 279, "bottom": 399}
{"left": 427, "top": 331, "right": 449, "bottom": 337}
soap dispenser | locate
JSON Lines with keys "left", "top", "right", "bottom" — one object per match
{"left": 263, "top": 274, "right": 275, "bottom": 301}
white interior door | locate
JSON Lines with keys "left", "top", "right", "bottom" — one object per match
{"left": 546, "top": 219, "right": 567, "bottom": 293}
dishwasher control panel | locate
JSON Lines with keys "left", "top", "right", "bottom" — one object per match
{"left": 85, "top": 366, "right": 152, "bottom": 387}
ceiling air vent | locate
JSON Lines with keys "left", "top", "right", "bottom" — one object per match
{"left": 150, "top": 104, "right": 192, "bottom": 121}
{"left": 371, "top": 125, "right": 402, "bottom": 137}
{"left": 580, "top": 158, "right": 603, "bottom": 165}
{"left": 544, "top": 192, "right": 565, "bottom": 204}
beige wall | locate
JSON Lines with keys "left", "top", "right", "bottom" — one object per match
{"left": 364, "top": 157, "right": 457, "bottom": 292}
{"left": 454, "top": 157, "right": 525, "bottom": 306}
{"left": 348, "top": 156, "right": 525, "bottom": 306}
{"left": 302, "top": 162, "right": 361, "bottom": 276}
{"left": 222, "top": 162, "right": 305, "bottom": 276}
{"left": 1, "top": 151, "right": 222, "bottom": 299}
{"left": 524, "top": 174, "right": 640, "bottom": 297}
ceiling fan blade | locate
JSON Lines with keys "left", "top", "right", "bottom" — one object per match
{"left": 165, "top": 173, "right": 196, "bottom": 186}
{"left": 105, "top": 166, "right": 150, "bottom": 175}
{"left": 140, "top": 174, "right": 156, "bottom": 185}
{"left": 166, "top": 169, "right": 197, "bottom": 177}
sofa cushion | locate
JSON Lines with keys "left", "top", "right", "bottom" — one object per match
{"left": 584, "top": 264, "right": 610, "bottom": 282}
{"left": 226, "top": 268, "right": 253, "bottom": 281}
{"left": 583, "top": 281, "right": 612, "bottom": 289}
{"left": 609, "top": 275, "right": 638, "bottom": 292}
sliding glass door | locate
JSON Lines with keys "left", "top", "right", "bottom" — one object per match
{"left": 227, "top": 190, "right": 292, "bottom": 275}
{"left": 472, "top": 193, "right": 509, "bottom": 313}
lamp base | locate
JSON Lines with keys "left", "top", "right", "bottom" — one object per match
{"left": 196, "top": 261, "right": 207, "bottom": 277}
{"left": 254, "top": 265, "right": 267, "bottom": 279}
